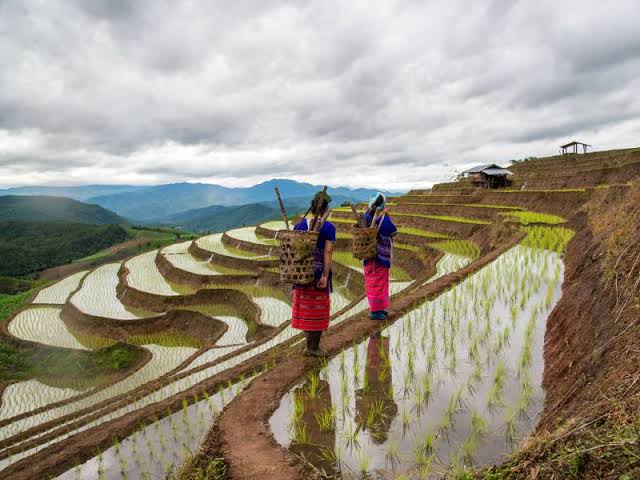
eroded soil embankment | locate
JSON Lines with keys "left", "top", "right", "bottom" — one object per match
{"left": 483, "top": 183, "right": 640, "bottom": 479}
{"left": 199, "top": 234, "right": 524, "bottom": 480}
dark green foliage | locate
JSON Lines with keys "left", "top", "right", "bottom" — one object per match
{"left": 0, "top": 276, "right": 36, "bottom": 294}
{"left": 0, "top": 195, "right": 125, "bottom": 223}
{"left": 0, "top": 221, "right": 129, "bottom": 277}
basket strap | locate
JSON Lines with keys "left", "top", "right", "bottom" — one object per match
{"left": 376, "top": 214, "right": 385, "bottom": 231}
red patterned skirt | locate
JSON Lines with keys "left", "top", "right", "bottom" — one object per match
{"left": 364, "top": 262, "right": 390, "bottom": 312}
{"left": 291, "top": 285, "right": 331, "bottom": 331}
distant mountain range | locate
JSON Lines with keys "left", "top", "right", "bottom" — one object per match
{"left": 155, "top": 195, "right": 356, "bottom": 232}
{"left": 0, "top": 179, "right": 397, "bottom": 223}
{"left": 0, "top": 196, "right": 125, "bottom": 224}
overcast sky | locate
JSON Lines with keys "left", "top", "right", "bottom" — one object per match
{"left": 1, "top": 0, "right": 639, "bottom": 190}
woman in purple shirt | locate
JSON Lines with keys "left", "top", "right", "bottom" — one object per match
{"left": 363, "top": 192, "right": 397, "bottom": 320}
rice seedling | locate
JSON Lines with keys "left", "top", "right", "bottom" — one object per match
{"left": 314, "top": 405, "right": 336, "bottom": 432}
{"left": 356, "top": 448, "right": 372, "bottom": 474}
{"left": 505, "top": 406, "right": 517, "bottom": 446}
{"left": 471, "top": 410, "right": 488, "bottom": 438}
{"left": 343, "top": 422, "right": 360, "bottom": 449}
{"left": 294, "top": 423, "right": 310, "bottom": 445}
{"left": 384, "top": 438, "right": 401, "bottom": 466}
{"left": 461, "top": 434, "right": 478, "bottom": 463}
{"left": 306, "top": 371, "right": 322, "bottom": 399}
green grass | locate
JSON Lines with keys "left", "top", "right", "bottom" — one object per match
{"left": 393, "top": 212, "right": 491, "bottom": 225}
{"left": 428, "top": 240, "right": 481, "bottom": 260}
{"left": 499, "top": 211, "right": 566, "bottom": 225}
{"left": 0, "top": 289, "right": 35, "bottom": 324}
{"left": 402, "top": 202, "right": 524, "bottom": 210}
{"left": 397, "top": 227, "right": 452, "bottom": 239}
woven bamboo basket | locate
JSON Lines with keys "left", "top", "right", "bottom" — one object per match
{"left": 351, "top": 224, "right": 378, "bottom": 260}
{"left": 278, "top": 230, "right": 319, "bottom": 284}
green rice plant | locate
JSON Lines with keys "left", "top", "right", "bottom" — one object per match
{"left": 356, "top": 448, "right": 371, "bottom": 474}
{"left": 519, "top": 375, "right": 534, "bottom": 414}
{"left": 366, "top": 399, "right": 386, "bottom": 428}
{"left": 385, "top": 438, "right": 400, "bottom": 466}
{"left": 394, "top": 211, "right": 491, "bottom": 225}
{"left": 401, "top": 407, "right": 414, "bottom": 434}
{"left": 397, "top": 226, "right": 452, "bottom": 238}
{"left": 293, "top": 423, "right": 310, "bottom": 445}
{"left": 461, "top": 434, "right": 478, "bottom": 462}
{"left": 488, "top": 360, "right": 507, "bottom": 408}
{"left": 471, "top": 410, "right": 488, "bottom": 438}
{"left": 428, "top": 239, "right": 481, "bottom": 260}
{"left": 306, "top": 371, "right": 322, "bottom": 399}
{"left": 343, "top": 422, "right": 360, "bottom": 449}
{"left": 292, "top": 394, "right": 305, "bottom": 423}
{"left": 314, "top": 405, "right": 336, "bottom": 432}
{"left": 505, "top": 406, "right": 517, "bottom": 445}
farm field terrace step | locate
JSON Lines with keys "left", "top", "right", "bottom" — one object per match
{"left": 270, "top": 241, "right": 566, "bottom": 478}
{"left": 32, "top": 271, "right": 88, "bottom": 305}
{"left": 70, "top": 263, "right": 155, "bottom": 320}
{"left": 54, "top": 377, "right": 253, "bottom": 480}
{"left": 8, "top": 307, "right": 91, "bottom": 351}
{"left": 0, "top": 344, "right": 198, "bottom": 439}
{"left": 161, "top": 242, "right": 254, "bottom": 276}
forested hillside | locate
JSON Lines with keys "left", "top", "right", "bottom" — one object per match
{"left": 0, "top": 195, "right": 125, "bottom": 224}
{"left": 0, "top": 222, "right": 129, "bottom": 277}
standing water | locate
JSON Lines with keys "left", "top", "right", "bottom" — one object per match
{"left": 271, "top": 234, "right": 567, "bottom": 478}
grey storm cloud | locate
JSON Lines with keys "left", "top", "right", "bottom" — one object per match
{"left": 0, "top": 0, "right": 639, "bottom": 190}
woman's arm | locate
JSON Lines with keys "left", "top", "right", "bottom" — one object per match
{"left": 317, "top": 240, "right": 335, "bottom": 289}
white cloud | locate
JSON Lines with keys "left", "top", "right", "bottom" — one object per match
{"left": 1, "top": 0, "right": 639, "bottom": 190}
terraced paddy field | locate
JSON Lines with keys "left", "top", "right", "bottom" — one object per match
{"left": 2, "top": 154, "right": 639, "bottom": 480}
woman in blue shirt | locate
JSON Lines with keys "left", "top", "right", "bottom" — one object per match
{"left": 291, "top": 192, "right": 336, "bottom": 356}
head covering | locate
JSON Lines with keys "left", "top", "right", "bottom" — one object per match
{"left": 368, "top": 192, "right": 386, "bottom": 211}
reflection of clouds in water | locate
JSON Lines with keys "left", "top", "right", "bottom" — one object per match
{"left": 273, "top": 244, "right": 565, "bottom": 478}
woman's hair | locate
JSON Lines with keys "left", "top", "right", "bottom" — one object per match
{"left": 310, "top": 191, "right": 332, "bottom": 215}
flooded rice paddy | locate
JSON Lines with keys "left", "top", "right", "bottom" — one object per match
{"left": 270, "top": 244, "right": 564, "bottom": 478}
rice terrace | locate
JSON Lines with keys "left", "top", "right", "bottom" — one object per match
{"left": 0, "top": 146, "right": 637, "bottom": 480}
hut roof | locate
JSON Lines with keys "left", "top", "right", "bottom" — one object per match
{"left": 560, "top": 141, "right": 591, "bottom": 148}
{"left": 482, "top": 167, "right": 513, "bottom": 176}
{"left": 462, "top": 163, "right": 502, "bottom": 174}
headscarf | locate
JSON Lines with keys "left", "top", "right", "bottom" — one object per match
{"left": 368, "top": 192, "right": 386, "bottom": 211}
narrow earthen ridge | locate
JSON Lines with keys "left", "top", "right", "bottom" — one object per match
{"left": 155, "top": 248, "right": 261, "bottom": 287}
{"left": 188, "top": 240, "right": 279, "bottom": 270}
{"left": 221, "top": 231, "right": 275, "bottom": 255}
{"left": 215, "top": 233, "right": 525, "bottom": 480}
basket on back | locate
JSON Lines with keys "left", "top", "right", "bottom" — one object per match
{"left": 279, "top": 229, "right": 319, "bottom": 284}
{"left": 351, "top": 224, "right": 378, "bottom": 260}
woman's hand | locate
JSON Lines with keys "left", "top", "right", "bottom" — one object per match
{"left": 317, "top": 274, "right": 328, "bottom": 289}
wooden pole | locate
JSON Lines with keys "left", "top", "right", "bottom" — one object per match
{"left": 274, "top": 187, "right": 290, "bottom": 230}
{"left": 309, "top": 185, "right": 328, "bottom": 231}
{"left": 350, "top": 203, "right": 365, "bottom": 227}
{"left": 313, "top": 208, "right": 332, "bottom": 233}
